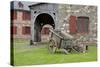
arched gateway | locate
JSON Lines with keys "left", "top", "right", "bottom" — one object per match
{"left": 29, "top": 3, "right": 59, "bottom": 44}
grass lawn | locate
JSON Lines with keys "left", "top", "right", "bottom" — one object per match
{"left": 13, "top": 39, "right": 97, "bottom": 66}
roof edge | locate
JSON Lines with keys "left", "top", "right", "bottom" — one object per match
{"left": 29, "top": 3, "right": 48, "bottom": 8}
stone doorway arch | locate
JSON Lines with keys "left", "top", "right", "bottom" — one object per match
{"left": 29, "top": 3, "right": 58, "bottom": 45}
{"left": 34, "top": 13, "right": 55, "bottom": 42}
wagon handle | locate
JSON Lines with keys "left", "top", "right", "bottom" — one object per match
{"left": 49, "top": 29, "right": 63, "bottom": 39}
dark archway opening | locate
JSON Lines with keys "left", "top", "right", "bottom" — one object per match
{"left": 34, "top": 13, "right": 55, "bottom": 42}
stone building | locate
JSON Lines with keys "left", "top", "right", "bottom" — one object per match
{"left": 29, "top": 3, "right": 97, "bottom": 43}
{"left": 58, "top": 4, "right": 97, "bottom": 43}
{"left": 11, "top": 1, "right": 54, "bottom": 39}
{"left": 11, "top": 1, "right": 34, "bottom": 39}
{"left": 11, "top": 1, "right": 97, "bottom": 43}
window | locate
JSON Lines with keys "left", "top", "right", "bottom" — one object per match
{"left": 41, "top": 27, "right": 49, "bottom": 35}
{"left": 18, "top": 2, "right": 24, "bottom": 8}
{"left": 11, "top": 26, "right": 17, "bottom": 35}
{"left": 22, "top": 11, "right": 31, "bottom": 20}
{"left": 77, "top": 17, "right": 89, "bottom": 33}
{"left": 11, "top": 10, "right": 17, "bottom": 20}
{"left": 69, "top": 16, "right": 89, "bottom": 33}
{"left": 22, "top": 26, "right": 31, "bottom": 35}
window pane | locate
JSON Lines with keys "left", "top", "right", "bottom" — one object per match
{"left": 41, "top": 27, "right": 49, "bottom": 35}
{"left": 77, "top": 17, "right": 89, "bottom": 33}
{"left": 22, "top": 11, "right": 31, "bottom": 20}
{"left": 84, "top": 18, "right": 89, "bottom": 32}
{"left": 22, "top": 26, "right": 31, "bottom": 35}
{"left": 77, "top": 18, "right": 83, "bottom": 33}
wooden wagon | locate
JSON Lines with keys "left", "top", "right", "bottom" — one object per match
{"left": 48, "top": 29, "right": 88, "bottom": 54}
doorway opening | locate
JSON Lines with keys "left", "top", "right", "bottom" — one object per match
{"left": 34, "top": 13, "right": 55, "bottom": 42}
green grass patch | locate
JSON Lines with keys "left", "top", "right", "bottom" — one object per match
{"left": 13, "top": 39, "right": 97, "bottom": 66}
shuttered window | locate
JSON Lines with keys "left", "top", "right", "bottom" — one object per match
{"left": 41, "top": 27, "right": 49, "bottom": 35}
{"left": 22, "top": 11, "right": 31, "bottom": 20}
{"left": 22, "top": 26, "right": 31, "bottom": 35}
{"left": 77, "top": 17, "right": 89, "bottom": 33}
{"left": 69, "top": 16, "right": 77, "bottom": 34}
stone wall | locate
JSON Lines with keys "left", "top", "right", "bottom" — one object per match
{"left": 57, "top": 4, "right": 97, "bottom": 43}
{"left": 58, "top": 5, "right": 97, "bottom": 33}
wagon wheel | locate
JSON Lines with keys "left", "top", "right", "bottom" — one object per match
{"left": 48, "top": 39, "right": 57, "bottom": 53}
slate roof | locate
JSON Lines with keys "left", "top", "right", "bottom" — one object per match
{"left": 10, "top": 1, "right": 38, "bottom": 11}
